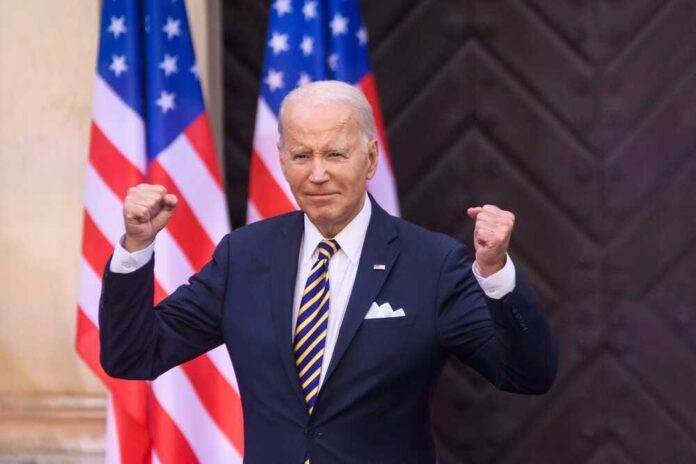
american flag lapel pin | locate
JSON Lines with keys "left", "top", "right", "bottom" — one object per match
{"left": 373, "top": 264, "right": 386, "bottom": 271}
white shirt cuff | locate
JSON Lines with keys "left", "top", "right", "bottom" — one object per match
{"left": 109, "top": 235, "right": 155, "bottom": 274}
{"left": 472, "top": 254, "right": 516, "bottom": 300}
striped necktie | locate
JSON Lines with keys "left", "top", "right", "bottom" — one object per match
{"left": 293, "top": 239, "right": 340, "bottom": 418}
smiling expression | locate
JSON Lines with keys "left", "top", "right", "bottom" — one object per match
{"left": 279, "top": 99, "right": 378, "bottom": 238}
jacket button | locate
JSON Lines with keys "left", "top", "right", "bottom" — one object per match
{"left": 305, "top": 428, "right": 323, "bottom": 438}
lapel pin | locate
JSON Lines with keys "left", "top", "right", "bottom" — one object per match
{"left": 373, "top": 264, "right": 386, "bottom": 271}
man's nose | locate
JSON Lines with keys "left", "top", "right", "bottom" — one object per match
{"left": 308, "top": 157, "right": 329, "bottom": 183}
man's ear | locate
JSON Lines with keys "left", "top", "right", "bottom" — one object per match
{"left": 366, "top": 139, "right": 378, "bottom": 180}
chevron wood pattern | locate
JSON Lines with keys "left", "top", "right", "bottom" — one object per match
{"left": 222, "top": 1, "right": 696, "bottom": 462}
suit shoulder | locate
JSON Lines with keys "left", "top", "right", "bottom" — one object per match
{"left": 389, "top": 215, "right": 466, "bottom": 256}
{"left": 224, "top": 211, "right": 301, "bottom": 245}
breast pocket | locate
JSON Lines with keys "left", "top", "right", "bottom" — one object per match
{"left": 361, "top": 314, "right": 417, "bottom": 329}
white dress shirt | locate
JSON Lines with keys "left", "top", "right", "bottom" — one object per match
{"left": 110, "top": 195, "right": 516, "bottom": 388}
{"left": 290, "top": 194, "right": 373, "bottom": 387}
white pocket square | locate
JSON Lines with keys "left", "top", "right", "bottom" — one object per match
{"left": 365, "top": 302, "right": 406, "bottom": 319}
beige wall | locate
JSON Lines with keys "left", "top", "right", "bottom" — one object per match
{"left": 0, "top": 0, "right": 221, "bottom": 458}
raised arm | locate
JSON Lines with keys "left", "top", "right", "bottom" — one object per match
{"left": 436, "top": 205, "right": 557, "bottom": 394}
{"left": 99, "top": 183, "right": 227, "bottom": 380}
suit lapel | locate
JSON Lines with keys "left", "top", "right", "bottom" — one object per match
{"left": 321, "top": 199, "right": 400, "bottom": 387}
{"left": 268, "top": 212, "right": 306, "bottom": 406}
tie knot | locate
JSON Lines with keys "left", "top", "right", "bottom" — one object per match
{"left": 316, "top": 239, "right": 340, "bottom": 260}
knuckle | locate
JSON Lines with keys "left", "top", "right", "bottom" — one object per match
{"left": 142, "top": 194, "right": 157, "bottom": 204}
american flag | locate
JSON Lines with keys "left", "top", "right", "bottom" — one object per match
{"left": 76, "top": 1, "right": 243, "bottom": 463}
{"left": 248, "top": 0, "right": 400, "bottom": 222}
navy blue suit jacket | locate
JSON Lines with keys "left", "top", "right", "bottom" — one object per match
{"left": 99, "top": 197, "right": 556, "bottom": 464}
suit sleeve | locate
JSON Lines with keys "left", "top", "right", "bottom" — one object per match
{"left": 435, "top": 244, "right": 557, "bottom": 394}
{"left": 99, "top": 235, "right": 230, "bottom": 380}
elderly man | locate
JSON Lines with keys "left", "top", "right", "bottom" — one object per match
{"left": 100, "top": 80, "right": 556, "bottom": 464}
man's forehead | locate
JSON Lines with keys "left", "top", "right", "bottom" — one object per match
{"left": 282, "top": 100, "right": 356, "bottom": 134}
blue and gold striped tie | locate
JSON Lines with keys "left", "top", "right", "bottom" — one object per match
{"left": 295, "top": 239, "right": 339, "bottom": 464}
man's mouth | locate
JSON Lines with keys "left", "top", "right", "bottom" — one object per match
{"left": 306, "top": 192, "right": 338, "bottom": 198}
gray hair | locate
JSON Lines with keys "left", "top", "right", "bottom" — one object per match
{"left": 278, "top": 80, "right": 376, "bottom": 145}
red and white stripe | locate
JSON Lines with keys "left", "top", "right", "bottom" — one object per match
{"left": 248, "top": 74, "right": 400, "bottom": 223}
{"left": 76, "top": 74, "right": 244, "bottom": 463}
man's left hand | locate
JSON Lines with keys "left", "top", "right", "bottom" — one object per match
{"left": 466, "top": 204, "right": 515, "bottom": 277}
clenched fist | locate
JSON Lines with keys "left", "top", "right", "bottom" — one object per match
{"left": 123, "top": 184, "right": 178, "bottom": 252}
{"left": 467, "top": 204, "right": 515, "bottom": 277}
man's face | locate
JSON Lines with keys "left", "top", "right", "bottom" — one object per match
{"left": 279, "top": 100, "right": 378, "bottom": 237}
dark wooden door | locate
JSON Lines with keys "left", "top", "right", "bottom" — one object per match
{"left": 222, "top": 1, "right": 696, "bottom": 462}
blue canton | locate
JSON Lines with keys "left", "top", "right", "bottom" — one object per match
{"left": 96, "top": 0, "right": 205, "bottom": 161}
{"left": 261, "top": 0, "right": 372, "bottom": 116}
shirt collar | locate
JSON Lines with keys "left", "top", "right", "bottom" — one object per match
{"left": 301, "top": 193, "right": 372, "bottom": 266}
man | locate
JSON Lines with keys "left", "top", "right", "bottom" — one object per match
{"left": 100, "top": 80, "right": 556, "bottom": 463}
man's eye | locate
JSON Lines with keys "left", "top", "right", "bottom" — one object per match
{"left": 328, "top": 152, "right": 344, "bottom": 158}
{"left": 292, "top": 153, "right": 309, "bottom": 159}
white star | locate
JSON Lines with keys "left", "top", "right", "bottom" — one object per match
{"left": 330, "top": 13, "right": 349, "bottom": 36}
{"left": 272, "top": 0, "right": 292, "bottom": 17}
{"left": 264, "top": 68, "right": 284, "bottom": 92}
{"left": 107, "top": 16, "right": 127, "bottom": 38}
{"left": 302, "top": 1, "right": 318, "bottom": 20}
{"left": 356, "top": 26, "right": 368, "bottom": 46}
{"left": 190, "top": 64, "right": 200, "bottom": 80}
{"left": 159, "top": 54, "right": 178, "bottom": 76}
{"left": 297, "top": 72, "right": 311, "bottom": 87}
{"left": 109, "top": 55, "right": 128, "bottom": 77}
{"left": 268, "top": 31, "right": 289, "bottom": 55}
{"left": 328, "top": 53, "right": 339, "bottom": 71}
{"left": 299, "top": 36, "right": 314, "bottom": 56}
{"left": 162, "top": 17, "right": 181, "bottom": 39}
{"left": 155, "top": 90, "right": 176, "bottom": 113}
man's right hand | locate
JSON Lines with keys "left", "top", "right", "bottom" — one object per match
{"left": 123, "top": 184, "right": 178, "bottom": 252}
